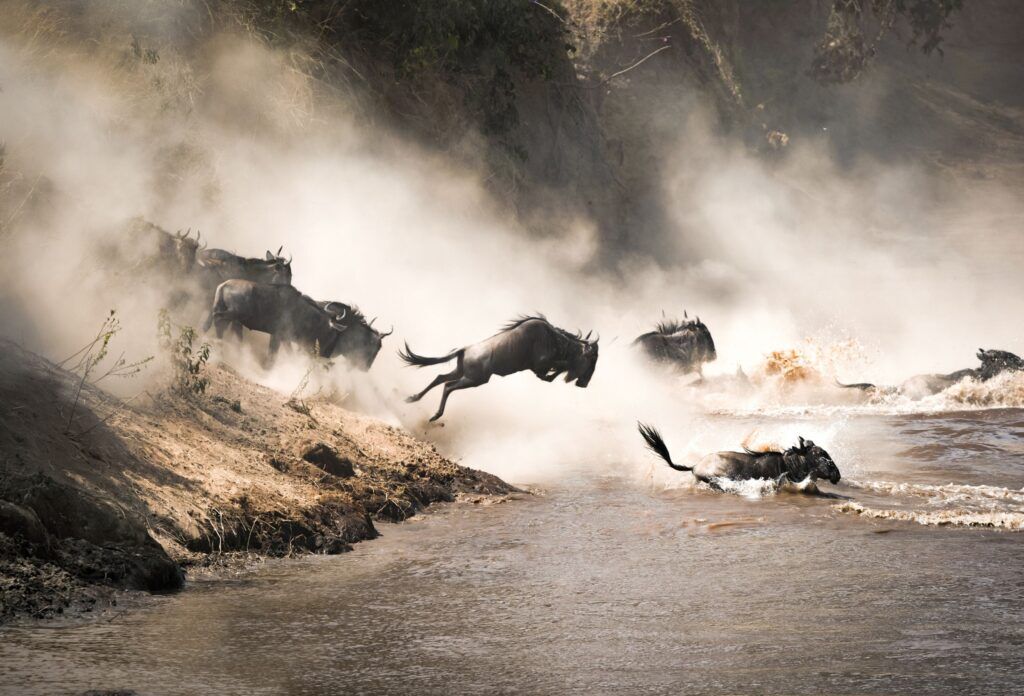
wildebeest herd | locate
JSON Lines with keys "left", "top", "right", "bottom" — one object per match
{"left": 137, "top": 218, "right": 1024, "bottom": 492}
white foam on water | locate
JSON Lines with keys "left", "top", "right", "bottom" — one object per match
{"left": 834, "top": 501, "right": 1024, "bottom": 530}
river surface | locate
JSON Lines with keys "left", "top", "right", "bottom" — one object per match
{"left": 2, "top": 409, "right": 1024, "bottom": 695}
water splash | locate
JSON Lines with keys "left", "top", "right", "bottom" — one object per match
{"left": 834, "top": 501, "right": 1024, "bottom": 530}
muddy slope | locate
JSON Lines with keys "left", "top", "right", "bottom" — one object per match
{"left": 0, "top": 341, "right": 513, "bottom": 623}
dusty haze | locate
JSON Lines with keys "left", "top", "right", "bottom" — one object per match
{"left": 2, "top": 1, "right": 1022, "bottom": 483}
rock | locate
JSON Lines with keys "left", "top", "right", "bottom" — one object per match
{"left": 0, "top": 500, "right": 50, "bottom": 548}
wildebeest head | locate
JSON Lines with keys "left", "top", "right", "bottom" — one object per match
{"left": 640, "top": 312, "right": 717, "bottom": 370}
{"left": 568, "top": 331, "right": 599, "bottom": 388}
{"left": 976, "top": 348, "right": 1024, "bottom": 380}
{"left": 657, "top": 312, "right": 716, "bottom": 363}
{"left": 322, "top": 302, "right": 392, "bottom": 371}
{"left": 789, "top": 436, "right": 841, "bottom": 484}
{"left": 690, "top": 316, "right": 717, "bottom": 364}
{"left": 264, "top": 246, "right": 293, "bottom": 285}
{"left": 172, "top": 228, "right": 204, "bottom": 271}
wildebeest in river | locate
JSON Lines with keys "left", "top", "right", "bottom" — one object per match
{"left": 836, "top": 348, "right": 1024, "bottom": 399}
{"left": 203, "top": 279, "right": 391, "bottom": 370}
{"left": 400, "top": 315, "right": 599, "bottom": 422}
{"left": 634, "top": 312, "right": 716, "bottom": 376}
{"left": 638, "top": 423, "right": 842, "bottom": 488}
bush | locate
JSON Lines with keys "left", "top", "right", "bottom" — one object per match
{"left": 157, "top": 310, "right": 211, "bottom": 396}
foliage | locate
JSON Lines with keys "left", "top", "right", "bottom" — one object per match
{"left": 157, "top": 309, "right": 211, "bottom": 396}
{"left": 60, "top": 310, "right": 153, "bottom": 432}
{"left": 285, "top": 339, "right": 335, "bottom": 421}
{"left": 811, "top": 0, "right": 965, "bottom": 84}
{"left": 255, "top": 0, "right": 572, "bottom": 137}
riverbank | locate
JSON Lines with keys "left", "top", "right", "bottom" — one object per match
{"left": 0, "top": 340, "right": 515, "bottom": 624}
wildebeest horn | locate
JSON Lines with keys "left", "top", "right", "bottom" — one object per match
{"left": 369, "top": 317, "right": 377, "bottom": 327}
{"left": 798, "top": 436, "right": 806, "bottom": 449}
{"left": 684, "top": 310, "right": 688, "bottom": 318}
{"left": 380, "top": 326, "right": 393, "bottom": 338}
{"left": 276, "top": 245, "right": 283, "bottom": 256}
{"left": 584, "top": 330, "right": 592, "bottom": 341}
{"left": 287, "top": 254, "right": 292, "bottom": 264}
{"left": 696, "top": 316, "right": 701, "bottom": 324}
{"left": 265, "top": 251, "right": 274, "bottom": 261}
{"left": 330, "top": 320, "right": 348, "bottom": 333}
{"left": 335, "top": 308, "right": 347, "bottom": 321}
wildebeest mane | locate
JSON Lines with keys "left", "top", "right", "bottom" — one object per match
{"left": 654, "top": 318, "right": 700, "bottom": 335}
{"left": 501, "top": 314, "right": 586, "bottom": 343}
{"left": 301, "top": 295, "right": 372, "bottom": 329}
{"left": 742, "top": 445, "right": 784, "bottom": 457}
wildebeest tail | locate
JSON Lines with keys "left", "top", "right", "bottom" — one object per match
{"left": 201, "top": 282, "right": 227, "bottom": 333}
{"left": 834, "top": 378, "right": 876, "bottom": 391}
{"left": 637, "top": 422, "right": 692, "bottom": 472}
{"left": 398, "top": 343, "right": 462, "bottom": 367}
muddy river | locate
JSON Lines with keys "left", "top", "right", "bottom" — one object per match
{"left": 2, "top": 409, "right": 1023, "bottom": 695}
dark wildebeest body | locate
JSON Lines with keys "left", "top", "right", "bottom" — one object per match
{"left": 638, "top": 423, "right": 841, "bottom": 487}
{"left": 196, "top": 247, "right": 292, "bottom": 293}
{"left": 203, "top": 280, "right": 390, "bottom": 370}
{"left": 400, "top": 316, "right": 599, "bottom": 422}
{"left": 634, "top": 314, "right": 716, "bottom": 376}
{"left": 837, "top": 348, "right": 1024, "bottom": 399}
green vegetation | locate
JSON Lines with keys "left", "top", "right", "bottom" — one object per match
{"left": 245, "top": 0, "right": 572, "bottom": 139}
{"left": 60, "top": 310, "right": 153, "bottom": 432}
{"left": 812, "top": 0, "right": 965, "bottom": 84}
{"left": 157, "top": 309, "right": 210, "bottom": 397}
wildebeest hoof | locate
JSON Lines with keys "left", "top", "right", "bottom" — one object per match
{"left": 405, "top": 395, "right": 419, "bottom": 403}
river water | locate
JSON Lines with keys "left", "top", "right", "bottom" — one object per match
{"left": 2, "top": 404, "right": 1024, "bottom": 695}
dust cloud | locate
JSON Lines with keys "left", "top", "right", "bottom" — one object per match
{"left": 1, "top": 2, "right": 1021, "bottom": 484}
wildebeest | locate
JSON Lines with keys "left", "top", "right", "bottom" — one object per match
{"left": 202, "top": 279, "right": 391, "bottom": 370}
{"left": 633, "top": 312, "right": 716, "bottom": 375}
{"left": 836, "top": 348, "right": 1024, "bottom": 399}
{"left": 400, "top": 315, "right": 599, "bottom": 422}
{"left": 638, "top": 423, "right": 842, "bottom": 487}
{"left": 130, "top": 218, "right": 205, "bottom": 273}
{"left": 196, "top": 246, "right": 292, "bottom": 288}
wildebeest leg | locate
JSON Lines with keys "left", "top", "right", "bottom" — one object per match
{"left": 407, "top": 370, "right": 458, "bottom": 403}
{"left": 213, "top": 315, "right": 230, "bottom": 339}
{"left": 266, "top": 334, "right": 281, "bottom": 367}
{"left": 231, "top": 321, "right": 243, "bottom": 341}
{"left": 429, "top": 376, "right": 485, "bottom": 422}
{"left": 533, "top": 367, "right": 561, "bottom": 382}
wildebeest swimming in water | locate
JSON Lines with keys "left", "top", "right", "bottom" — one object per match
{"left": 836, "top": 348, "right": 1024, "bottom": 399}
{"left": 203, "top": 279, "right": 392, "bottom": 370}
{"left": 633, "top": 312, "right": 716, "bottom": 376}
{"left": 400, "top": 315, "right": 599, "bottom": 422}
{"left": 196, "top": 246, "right": 293, "bottom": 290}
{"left": 638, "top": 423, "right": 842, "bottom": 488}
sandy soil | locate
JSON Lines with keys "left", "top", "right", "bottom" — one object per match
{"left": 0, "top": 340, "right": 514, "bottom": 624}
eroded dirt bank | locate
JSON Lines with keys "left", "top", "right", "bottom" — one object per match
{"left": 0, "top": 340, "right": 514, "bottom": 624}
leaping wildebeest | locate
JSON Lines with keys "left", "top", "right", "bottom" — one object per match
{"left": 638, "top": 423, "right": 841, "bottom": 488}
{"left": 633, "top": 312, "right": 716, "bottom": 376}
{"left": 203, "top": 279, "right": 391, "bottom": 370}
{"left": 400, "top": 315, "right": 599, "bottom": 422}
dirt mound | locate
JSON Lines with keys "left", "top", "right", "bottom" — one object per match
{"left": 0, "top": 340, "right": 514, "bottom": 623}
